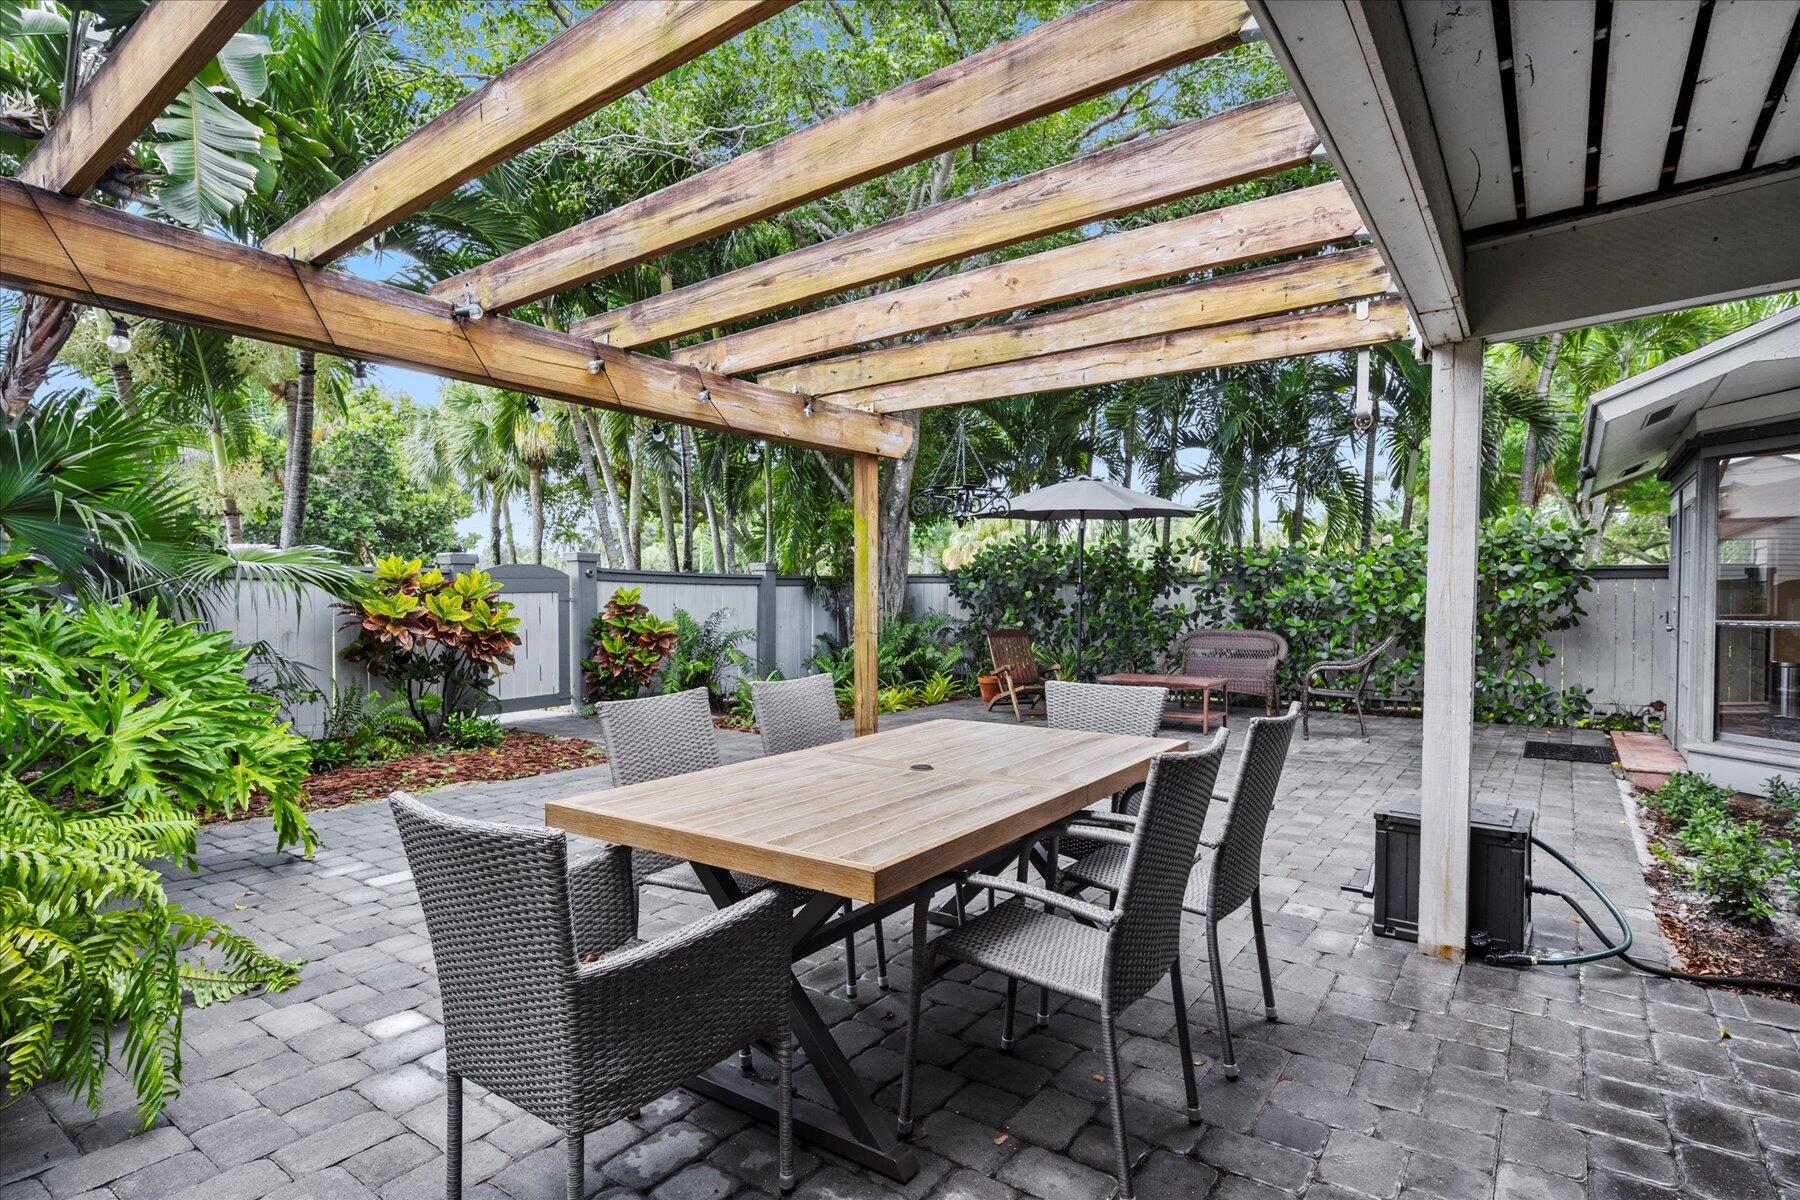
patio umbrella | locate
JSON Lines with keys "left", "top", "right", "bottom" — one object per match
{"left": 987, "top": 476, "right": 1195, "bottom": 673}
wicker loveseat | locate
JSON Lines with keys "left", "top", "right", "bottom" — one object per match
{"left": 1175, "top": 629, "right": 1288, "bottom": 715}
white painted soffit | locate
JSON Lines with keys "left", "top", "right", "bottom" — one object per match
{"left": 1581, "top": 306, "right": 1800, "bottom": 498}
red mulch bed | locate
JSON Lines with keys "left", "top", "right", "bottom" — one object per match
{"left": 1638, "top": 808, "right": 1800, "bottom": 996}
{"left": 213, "top": 730, "right": 607, "bottom": 824}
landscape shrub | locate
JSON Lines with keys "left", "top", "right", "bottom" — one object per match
{"left": 946, "top": 535, "right": 1193, "bottom": 678}
{"left": 338, "top": 556, "right": 520, "bottom": 735}
{"left": 441, "top": 712, "right": 506, "bottom": 749}
{"left": 0, "top": 597, "right": 315, "bottom": 854}
{"left": 1646, "top": 771, "right": 1800, "bottom": 927}
{"left": 308, "top": 685, "right": 426, "bottom": 771}
{"left": 1191, "top": 512, "right": 1592, "bottom": 725}
{"left": 584, "top": 586, "right": 677, "bottom": 702}
{"left": 661, "top": 607, "right": 753, "bottom": 705}
{"left": 0, "top": 766, "right": 301, "bottom": 1127}
{"left": 811, "top": 610, "right": 970, "bottom": 716}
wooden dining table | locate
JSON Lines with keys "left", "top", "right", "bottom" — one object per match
{"left": 545, "top": 717, "right": 1187, "bottom": 1181}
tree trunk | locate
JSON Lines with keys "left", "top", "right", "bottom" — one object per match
{"left": 1, "top": 294, "right": 79, "bottom": 422}
{"left": 1517, "top": 330, "right": 1563, "bottom": 509}
{"left": 208, "top": 416, "right": 243, "bottom": 544}
{"left": 279, "top": 351, "right": 316, "bottom": 547}
{"left": 719, "top": 452, "right": 737, "bottom": 571}
{"left": 657, "top": 465, "right": 678, "bottom": 570}
{"left": 591, "top": 412, "right": 631, "bottom": 566}
{"left": 503, "top": 495, "right": 519, "bottom": 564}
{"left": 568, "top": 404, "right": 623, "bottom": 565}
{"left": 529, "top": 463, "right": 544, "bottom": 564}
{"left": 487, "top": 481, "right": 503, "bottom": 565}
{"left": 678, "top": 427, "right": 695, "bottom": 571}
{"left": 627, "top": 428, "right": 644, "bottom": 569}
{"left": 702, "top": 482, "right": 724, "bottom": 572}
{"left": 1399, "top": 449, "right": 1419, "bottom": 530}
{"left": 109, "top": 351, "right": 135, "bottom": 413}
{"left": 1251, "top": 475, "right": 1263, "bottom": 548}
{"left": 877, "top": 412, "right": 922, "bottom": 620}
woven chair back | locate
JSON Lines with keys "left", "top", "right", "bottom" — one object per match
{"left": 987, "top": 628, "right": 1042, "bottom": 686}
{"left": 1106, "top": 730, "right": 1227, "bottom": 1007}
{"left": 1045, "top": 680, "right": 1166, "bottom": 739}
{"left": 1209, "top": 703, "right": 1300, "bottom": 919}
{"left": 1179, "top": 628, "right": 1288, "bottom": 667}
{"left": 753, "top": 673, "right": 844, "bottom": 756}
{"left": 390, "top": 794, "right": 576, "bottom": 1117}
{"left": 595, "top": 687, "right": 721, "bottom": 786}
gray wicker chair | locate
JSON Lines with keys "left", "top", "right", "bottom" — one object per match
{"left": 593, "top": 687, "right": 727, "bottom": 884}
{"left": 1300, "top": 634, "right": 1397, "bottom": 738}
{"left": 1062, "top": 702, "right": 1301, "bottom": 1080}
{"left": 897, "top": 732, "right": 1227, "bottom": 1200}
{"left": 752, "top": 673, "right": 889, "bottom": 993}
{"left": 390, "top": 794, "right": 796, "bottom": 1199}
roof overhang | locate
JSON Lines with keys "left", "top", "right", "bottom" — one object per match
{"left": 1580, "top": 306, "right": 1800, "bottom": 498}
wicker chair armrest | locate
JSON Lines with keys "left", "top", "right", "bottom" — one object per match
{"left": 568, "top": 842, "right": 638, "bottom": 956}
{"left": 963, "top": 873, "right": 1118, "bottom": 927}
{"left": 1062, "top": 811, "right": 1139, "bottom": 830}
{"left": 1045, "top": 823, "right": 1136, "bottom": 851}
{"left": 576, "top": 886, "right": 790, "bottom": 1010}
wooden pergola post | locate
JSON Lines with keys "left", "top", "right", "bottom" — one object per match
{"left": 1417, "top": 340, "right": 1483, "bottom": 959}
{"left": 852, "top": 454, "right": 880, "bottom": 736}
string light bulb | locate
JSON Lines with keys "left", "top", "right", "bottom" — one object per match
{"left": 451, "top": 300, "right": 484, "bottom": 322}
{"left": 105, "top": 317, "right": 131, "bottom": 355}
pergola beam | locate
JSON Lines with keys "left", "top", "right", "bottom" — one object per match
{"left": 686, "top": 182, "right": 1362, "bottom": 378}
{"left": 765, "top": 247, "right": 1391, "bottom": 396}
{"left": 0, "top": 178, "right": 911, "bottom": 459}
{"left": 435, "top": 0, "right": 1253, "bottom": 312}
{"left": 580, "top": 93, "right": 1320, "bottom": 348}
{"left": 17, "top": 0, "right": 261, "bottom": 195}
{"left": 845, "top": 299, "right": 1409, "bottom": 413}
{"left": 264, "top": 1, "right": 792, "bottom": 264}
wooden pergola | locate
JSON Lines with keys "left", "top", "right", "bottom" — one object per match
{"left": 1, "top": 0, "right": 1401, "bottom": 744}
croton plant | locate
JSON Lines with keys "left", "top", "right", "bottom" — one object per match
{"left": 585, "top": 586, "right": 678, "bottom": 702}
{"left": 338, "top": 556, "right": 521, "bottom": 734}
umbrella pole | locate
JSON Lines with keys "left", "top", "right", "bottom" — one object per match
{"left": 1076, "top": 516, "right": 1086, "bottom": 678}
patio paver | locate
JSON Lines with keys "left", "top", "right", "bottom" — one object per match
{"left": 10, "top": 703, "right": 1798, "bottom": 1200}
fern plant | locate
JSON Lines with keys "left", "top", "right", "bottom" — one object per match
{"left": 0, "top": 777, "right": 301, "bottom": 1128}
{"left": 661, "top": 607, "right": 753, "bottom": 704}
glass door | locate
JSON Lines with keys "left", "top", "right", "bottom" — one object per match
{"left": 1713, "top": 451, "right": 1800, "bottom": 747}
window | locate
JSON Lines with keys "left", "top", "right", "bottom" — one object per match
{"left": 1713, "top": 451, "right": 1800, "bottom": 746}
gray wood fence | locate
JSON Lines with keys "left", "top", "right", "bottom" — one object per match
{"left": 210, "top": 559, "right": 1674, "bottom": 735}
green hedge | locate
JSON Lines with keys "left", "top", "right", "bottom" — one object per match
{"left": 949, "top": 512, "right": 1596, "bottom": 726}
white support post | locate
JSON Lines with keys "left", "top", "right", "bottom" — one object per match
{"left": 1418, "top": 339, "right": 1484, "bottom": 960}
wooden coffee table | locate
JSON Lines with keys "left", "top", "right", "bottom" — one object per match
{"left": 1096, "top": 672, "right": 1228, "bottom": 730}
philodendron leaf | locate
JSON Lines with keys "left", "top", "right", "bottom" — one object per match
{"left": 151, "top": 84, "right": 267, "bottom": 228}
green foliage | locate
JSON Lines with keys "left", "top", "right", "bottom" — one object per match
{"left": 338, "top": 557, "right": 520, "bottom": 736}
{"left": 1192, "top": 512, "right": 1594, "bottom": 725}
{"left": 246, "top": 392, "right": 472, "bottom": 563}
{"left": 585, "top": 587, "right": 677, "bottom": 702}
{"left": 1646, "top": 772, "right": 1800, "bottom": 926}
{"left": 0, "top": 597, "right": 315, "bottom": 854}
{"left": 306, "top": 686, "right": 425, "bottom": 772}
{"left": 0, "top": 398, "right": 358, "bottom": 606}
{"left": 661, "top": 608, "right": 753, "bottom": 702}
{"left": 0, "top": 776, "right": 301, "bottom": 1129}
{"left": 813, "top": 609, "right": 964, "bottom": 692}
{"left": 946, "top": 534, "right": 1194, "bottom": 679}
{"left": 441, "top": 712, "right": 504, "bottom": 750}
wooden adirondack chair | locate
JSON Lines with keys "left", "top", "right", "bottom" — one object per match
{"left": 986, "top": 628, "right": 1060, "bottom": 721}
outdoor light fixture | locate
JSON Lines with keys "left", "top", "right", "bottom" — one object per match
{"left": 586, "top": 358, "right": 605, "bottom": 374}
{"left": 915, "top": 410, "right": 1007, "bottom": 524}
{"left": 451, "top": 300, "right": 484, "bottom": 322}
{"left": 698, "top": 384, "right": 711, "bottom": 403}
{"left": 105, "top": 317, "right": 131, "bottom": 355}
{"left": 353, "top": 360, "right": 367, "bottom": 380}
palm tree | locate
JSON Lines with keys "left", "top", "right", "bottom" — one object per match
{"left": 0, "top": 397, "right": 357, "bottom": 605}
{"left": 404, "top": 385, "right": 514, "bottom": 564}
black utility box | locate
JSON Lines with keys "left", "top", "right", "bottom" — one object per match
{"left": 1372, "top": 798, "right": 1534, "bottom": 955}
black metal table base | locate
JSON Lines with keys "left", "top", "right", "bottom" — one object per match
{"left": 687, "top": 843, "right": 1043, "bottom": 1183}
